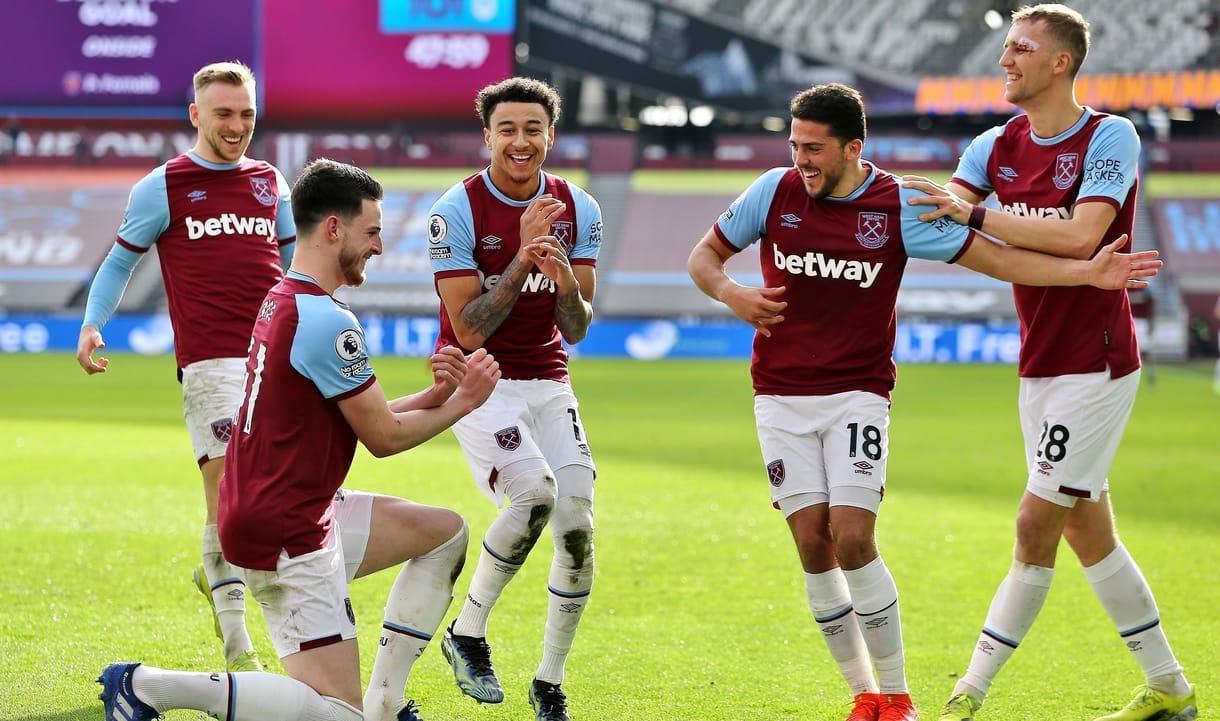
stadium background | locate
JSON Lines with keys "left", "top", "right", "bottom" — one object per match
{"left": 1, "top": 0, "right": 1219, "bottom": 361}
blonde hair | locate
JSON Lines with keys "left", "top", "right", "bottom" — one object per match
{"left": 1012, "top": 4, "right": 1090, "bottom": 77}
{"left": 193, "top": 61, "right": 256, "bottom": 95}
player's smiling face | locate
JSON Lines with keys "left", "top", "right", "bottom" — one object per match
{"left": 999, "top": 20, "right": 1055, "bottom": 107}
{"left": 337, "top": 198, "right": 383, "bottom": 288}
{"left": 190, "top": 81, "right": 256, "bottom": 164}
{"left": 789, "top": 118, "right": 858, "bottom": 200}
{"left": 485, "top": 101, "right": 554, "bottom": 200}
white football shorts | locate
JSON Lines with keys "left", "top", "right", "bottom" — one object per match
{"left": 451, "top": 379, "right": 596, "bottom": 507}
{"left": 241, "top": 523, "right": 356, "bottom": 659}
{"left": 181, "top": 357, "right": 246, "bottom": 466}
{"left": 1019, "top": 368, "right": 1139, "bottom": 507}
{"left": 239, "top": 489, "right": 373, "bottom": 659}
{"left": 754, "top": 391, "right": 890, "bottom": 516}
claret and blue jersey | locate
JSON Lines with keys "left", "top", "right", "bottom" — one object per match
{"left": 83, "top": 151, "right": 296, "bottom": 369}
{"left": 428, "top": 168, "right": 602, "bottom": 382}
{"left": 953, "top": 108, "right": 1141, "bottom": 378}
{"left": 714, "top": 163, "right": 974, "bottom": 398}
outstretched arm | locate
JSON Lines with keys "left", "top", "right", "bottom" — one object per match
{"left": 340, "top": 348, "right": 500, "bottom": 458}
{"left": 903, "top": 175, "right": 1116, "bottom": 259}
{"left": 386, "top": 345, "right": 470, "bottom": 412}
{"left": 957, "top": 233, "right": 1161, "bottom": 289}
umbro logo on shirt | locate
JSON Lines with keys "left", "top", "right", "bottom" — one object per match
{"left": 998, "top": 166, "right": 1019, "bottom": 181}
{"left": 187, "top": 189, "right": 208, "bottom": 202}
{"left": 780, "top": 213, "right": 801, "bottom": 228}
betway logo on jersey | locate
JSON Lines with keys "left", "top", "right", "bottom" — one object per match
{"left": 1001, "top": 202, "right": 1072, "bottom": 219}
{"left": 185, "top": 214, "right": 276, "bottom": 242}
{"left": 773, "top": 246, "right": 881, "bottom": 288}
{"left": 483, "top": 271, "right": 555, "bottom": 294}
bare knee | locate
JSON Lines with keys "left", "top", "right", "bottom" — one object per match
{"left": 831, "top": 525, "right": 877, "bottom": 570}
{"left": 436, "top": 507, "right": 467, "bottom": 541}
{"left": 1063, "top": 506, "right": 1119, "bottom": 566}
{"left": 789, "top": 511, "right": 835, "bottom": 572}
{"left": 1014, "top": 502, "right": 1067, "bottom": 566}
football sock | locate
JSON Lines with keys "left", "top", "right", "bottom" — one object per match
{"left": 202, "top": 524, "right": 255, "bottom": 662}
{"left": 364, "top": 524, "right": 467, "bottom": 719}
{"left": 805, "top": 568, "right": 878, "bottom": 695}
{"left": 956, "top": 559, "right": 1053, "bottom": 698}
{"left": 453, "top": 464, "right": 554, "bottom": 638}
{"left": 536, "top": 493, "right": 595, "bottom": 684}
{"left": 1083, "top": 545, "right": 1188, "bottom": 693}
{"left": 132, "top": 665, "right": 361, "bottom": 721}
{"left": 844, "top": 557, "right": 907, "bottom": 694}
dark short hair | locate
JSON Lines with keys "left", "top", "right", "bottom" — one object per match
{"left": 475, "top": 77, "right": 562, "bottom": 128}
{"left": 290, "top": 158, "right": 383, "bottom": 236}
{"left": 789, "top": 83, "right": 867, "bottom": 144}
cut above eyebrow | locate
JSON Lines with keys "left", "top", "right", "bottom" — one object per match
{"left": 1006, "top": 35, "right": 1041, "bottom": 51}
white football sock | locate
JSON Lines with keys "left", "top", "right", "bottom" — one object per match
{"left": 1083, "top": 545, "right": 1188, "bottom": 693}
{"left": 956, "top": 560, "right": 1053, "bottom": 699}
{"left": 453, "top": 465, "right": 555, "bottom": 638}
{"left": 843, "top": 557, "right": 907, "bottom": 694}
{"left": 536, "top": 494, "right": 595, "bottom": 684}
{"left": 806, "top": 568, "right": 878, "bottom": 696}
{"left": 364, "top": 525, "right": 467, "bottom": 721}
{"left": 132, "top": 665, "right": 361, "bottom": 721}
{"left": 202, "top": 524, "right": 255, "bottom": 663}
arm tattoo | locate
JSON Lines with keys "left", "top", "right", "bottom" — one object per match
{"left": 555, "top": 283, "right": 592, "bottom": 344}
{"left": 460, "top": 254, "right": 531, "bottom": 344}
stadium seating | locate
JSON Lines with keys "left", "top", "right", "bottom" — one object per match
{"left": 668, "top": 0, "right": 1220, "bottom": 78}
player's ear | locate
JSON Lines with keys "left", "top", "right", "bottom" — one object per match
{"left": 1053, "top": 50, "right": 1073, "bottom": 76}
{"left": 844, "top": 138, "right": 863, "bottom": 161}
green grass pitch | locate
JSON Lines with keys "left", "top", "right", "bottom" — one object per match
{"left": 2, "top": 353, "right": 1216, "bottom": 720}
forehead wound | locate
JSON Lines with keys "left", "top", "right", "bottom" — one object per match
{"left": 1014, "top": 36, "right": 1040, "bottom": 52}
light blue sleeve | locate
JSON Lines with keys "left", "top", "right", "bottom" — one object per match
{"left": 81, "top": 167, "right": 170, "bottom": 329}
{"left": 954, "top": 127, "right": 1002, "bottom": 196}
{"left": 568, "top": 183, "right": 603, "bottom": 261}
{"left": 427, "top": 183, "right": 478, "bottom": 272}
{"left": 898, "top": 185, "right": 973, "bottom": 262}
{"left": 290, "top": 294, "right": 375, "bottom": 399}
{"left": 1079, "top": 115, "right": 1139, "bottom": 203}
{"left": 81, "top": 245, "right": 142, "bottom": 329}
{"left": 274, "top": 166, "right": 296, "bottom": 266}
{"left": 715, "top": 168, "right": 786, "bottom": 251}
{"left": 115, "top": 167, "right": 171, "bottom": 250}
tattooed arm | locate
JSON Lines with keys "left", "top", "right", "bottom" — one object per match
{"left": 554, "top": 262, "right": 595, "bottom": 344}
{"left": 436, "top": 252, "right": 533, "bottom": 350}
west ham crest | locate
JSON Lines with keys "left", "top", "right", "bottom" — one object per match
{"left": 1053, "top": 153, "right": 1079, "bottom": 190}
{"left": 767, "top": 459, "right": 785, "bottom": 487}
{"left": 211, "top": 418, "right": 234, "bottom": 443}
{"left": 855, "top": 212, "right": 889, "bottom": 249}
{"left": 494, "top": 426, "right": 521, "bottom": 451}
{"left": 550, "top": 221, "right": 574, "bottom": 252}
{"left": 249, "top": 177, "right": 277, "bottom": 207}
